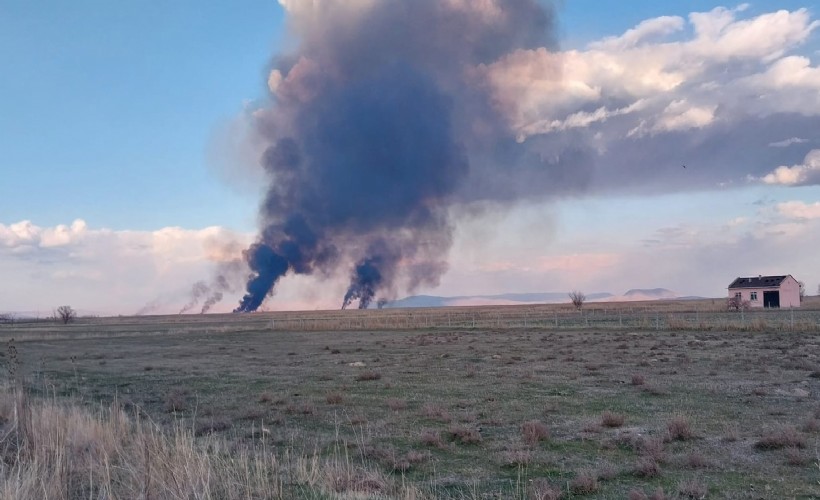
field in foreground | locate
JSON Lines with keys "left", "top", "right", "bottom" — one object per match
{"left": 1, "top": 304, "right": 819, "bottom": 498}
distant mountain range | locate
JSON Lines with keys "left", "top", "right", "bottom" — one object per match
{"left": 384, "top": 288, "right": 704, "bottom": 308}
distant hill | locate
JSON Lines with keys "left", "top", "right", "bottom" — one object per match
{"left": 384, "top": 292, "right": 614, "bottom": 309}
{"left": 622, "top": 288, "right": 677, "bottom": 300}
{"left": 383, "top": 288, "right": 706, "bottom": 308}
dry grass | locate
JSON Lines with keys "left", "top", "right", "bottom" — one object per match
{"left": 4, "top": 307, "right": 820, "bottom": 498}
{"left": 420, "top": 403, "right": 451, "bottom": 422}
{"left": 633, "top": 457, "right": 662, "bottom": 478}
{"left": 666, "top": 415, "right": 694, "bottom": 441}
{"left": 520, "top": 419, "right": 550, "bottom": 445}
{"left": 569, "top": 470, "right": 599, "bottom": 495}
{"left": 446, "top": 424, "right": 482, "bottom": 445}
{"left": 355, "top": 370, "right": 381, "bottom": 381}
{"left": 754, "top": 426, "right": 807, "bottom": 450}
{"left": 628, "top": 487, "right": 668, "bottom": 500}
{"left": 0, "top": 386, "right": 422, "bottom": 500}
{"left": 678, "top": 479, "right": 708, "bottom": 498}
{"left": 386, "top": 397, "right": 407, "bottom": 411}
{"left": 600, "top": 411, "right": 625, "bottom": 428}
{"left": 325, "top": 391, "right": 344, "bottom": 405}
{"left": 528, "top": 478, "right": 563, "bottom": 500}
{"left": 419, "top": 429, "right": 445, "bottom": 448}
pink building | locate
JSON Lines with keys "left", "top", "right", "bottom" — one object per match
{"left": 727, "top": 275, "right": 801, "bottom": 308}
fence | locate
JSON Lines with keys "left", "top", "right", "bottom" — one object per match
{"left": 266, "top": 307, "right": 820, "bottom": 332}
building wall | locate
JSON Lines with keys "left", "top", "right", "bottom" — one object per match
{"left": 780, "top": 275, "right": 801, "bottom": 308}
{"left": 728, "top": 288, "right": 766, "bottom": 307}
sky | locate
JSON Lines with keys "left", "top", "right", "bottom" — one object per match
{"left": 1, "top": 1, "right": 819, "bottom": 315}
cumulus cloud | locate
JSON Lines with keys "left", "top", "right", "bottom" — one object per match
{"left": 776, "top": 200, "right": 820, "bottom": 219}
{"left": 760, "top": 149, "right": 820, "bottom": 185}
{"left": 0, "top": 220, "right": 252, "bottom": 315}
{"left": 476, "top": 5, "right": 820, "bottom": 195}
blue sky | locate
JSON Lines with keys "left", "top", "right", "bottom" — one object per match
{"left": 1, "top": 1, "right": 819, "bottom": 314}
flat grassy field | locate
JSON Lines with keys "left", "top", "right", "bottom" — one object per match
{"left": 1, "top": 302, "right": 819, "bottom": 498}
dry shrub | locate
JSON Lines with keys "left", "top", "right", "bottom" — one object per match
{"left": 446, "top": 424, "right": 482, "bottom": 445}
{"left": 386, "top": 398, "right": 407, "bottom": 411}
{"left": 633, "top": 457, "right": 661, "bottom": 478}
{"left": 421, "top": 403, "right": 451, "bottom": 422}
{"left": 666, "top": 416, "right": 694, "bottom": 441}
{"left": 325, "top": 392, "right": 344, "bottom": 405}
{"left": 581, "top": 421, "right": 601, "bottom": 434}
{"left": 801, "top": 418, "right": 819, "bottom": 433}
{"left": 356, "top": 370, "right": 381, "bottom": 381}
{"left": 751, "top": 386, "right": 767, "bottom": 396}
{"left": 419, "top": 429, "right": 444, "bottom": 448}
{"left": 521, "top": 420, "right": 550, "bottom": 445}
{"left": 405, "top": 450, "right": 427, "bottom": 464}
{"left": 685, "top": 451, "right": 708, "bottom": 468}
{"left": 723, "top": 424, "right": 740, "bottom": 442}
{"left": 784, "top": 447, "right": 809, "bottom": 466}
{"left": 569, "top": 470, "right": 598, "bottom": 495}
{"left": 636, "top": 438, "right": 666, "bottom": 463}
{"left": 501, "top": 449, "right": 532, "bottom": 467}
{"left": 528, "top": 478, "right": 563, "bottom": 500}
{"left": 163, "top": 389, "right": 189, "bottom": 413}
{"left": 678, "top": 479, "right": 708, "bottom": 498}
{"left": 596, "top": 462, "right": 617, "bottom": 481}
{"left": 631, "top": 374, "right": 646, "bottom": 386}
{"left": 601, "top": 411, "right": 625, "bottom": 428}
{"left": 257, "top": 391, "right": 273, "bottom": 403}
{"left": 642, "top": 385, "right": 667, "bottom": 396}
{"left": 755, "top": 426, "right": 806, "bottom": 450}
{"left": 195, "top": 417, "right": 231, "bottom": 436}
{"left": 629, "top": 488, "right": 668, "bottom": 500}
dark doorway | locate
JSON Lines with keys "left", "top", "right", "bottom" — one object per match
{"left": 763, "top": 291, "right": 780, "bottom": 308}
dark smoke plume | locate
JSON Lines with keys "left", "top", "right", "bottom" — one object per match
{"left": 236, "top": 0, "right": 556, "bottom": 311}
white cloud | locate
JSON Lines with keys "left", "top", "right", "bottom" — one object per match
{"left": 760, "top": 149, "right": 820, "bottom": 185}
{"left": 0, "top": 220, "right": 252, "bottom": 315}
{"left": 484, "top": 7, "right": 820, "bottom": 141}
{"left": 768, "top": 137, "right": 808, "bottom": 147}
{"left": 590, "top": 16, "right": 685, "bottom": 50}
{"left": 776, "top": 200, "right": 820, "bottom": 219}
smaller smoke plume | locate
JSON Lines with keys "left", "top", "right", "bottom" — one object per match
{"left": 135, "top": 298, "right": 163, "bottom": 316}
{"left": 200, "top": 275, "right": 233, "bottom": 314}
{"left": 181, "top": 261, "right": 243, "bottom": 314}
{"left": 179, "top": 281, "right": 210, "bottom": 314}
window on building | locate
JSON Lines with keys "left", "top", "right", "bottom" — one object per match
{"left": 735, "top": 292, "right": 741, "bottom": 299}
{"left": 750, "top": 292, "right": 758, "bottom": 301}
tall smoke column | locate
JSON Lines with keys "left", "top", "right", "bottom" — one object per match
{"left": 236, "top": 0, "right": 555, "bottom": 311}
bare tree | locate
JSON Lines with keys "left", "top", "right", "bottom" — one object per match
{"left": 56, "top": 305, "right": 76, "bottom": 324}
{"left": 727, "top": 296, "right": 750, "bottom": 311}
{"left": 568, "top": 290, "right": 586, "bottom": 310}
{"left": 798, "top": 281, "right": 805, "bottom": 302}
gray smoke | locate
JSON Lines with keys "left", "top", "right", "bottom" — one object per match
{"left": 179, "top": 281, "right": 210, "bottom": 314}
{"left": 236, "top": 0, "right": 557, "bottom": 311}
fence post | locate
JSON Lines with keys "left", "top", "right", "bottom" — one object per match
{"left": 790, "top": 308, "right": 794, "bottom": 331}
{"left": 554, "top": 311, "right": 558, "bottom": 328}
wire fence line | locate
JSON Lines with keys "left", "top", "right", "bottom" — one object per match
{"left": 266, "top": 307, "right": 820, "bottom": 332}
